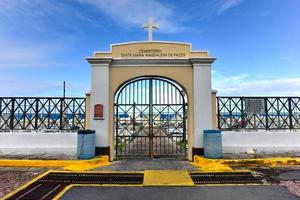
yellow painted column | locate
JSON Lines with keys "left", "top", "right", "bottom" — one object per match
{"left": 85, "top": 92, "right": 91, "bottom": 130}
{"left": 211, "top": 90, "right": 218, "bottom": 129}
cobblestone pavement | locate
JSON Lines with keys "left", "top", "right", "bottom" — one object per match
{"left": 280, "top": 181, "right": 300, "bottom": 198}
{"left": 251, "top": 167, "right": 300, "bottom": 198}
{"left": 0, "top": 167, "right": 50, "bottom": 198}
{"left": 92, "top": 158, "right": 199, "bottom": 171}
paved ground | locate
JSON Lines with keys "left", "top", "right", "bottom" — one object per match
{"left": 249, "top": 167, "right": 300, "bottom": 198}
{"left": 1, "top": 157, "right": 300, "bottom": 199}
{"left": 60, "top": 185, "right": 299, "bottom": 200}
{"left": 92, "top": 158, "right": 199, "bottom": 171}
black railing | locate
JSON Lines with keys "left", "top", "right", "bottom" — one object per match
{"left": 0, "top": 97, "right": 86, "bottom": 131}
{"left": 217, "top": 97, "right": 300, "bottom": 130}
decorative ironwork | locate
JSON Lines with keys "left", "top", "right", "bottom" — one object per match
{"left": 115, "top": 77, "right": 188, "bottom": 159}
{"left": 0, "top": 97, "right": 86, "bottom": 131}
{"left": 217, "top": 97, "right": 300, "bottom": 130}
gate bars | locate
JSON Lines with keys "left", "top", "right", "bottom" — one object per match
{"left": 115, "top": 77, "right": 188, "bottom": 158}
{"left": 0, "top": 97, "right": 86, "bottom": 131}
{"left": 217, "top": 97, "right": 300, "bottom": 130}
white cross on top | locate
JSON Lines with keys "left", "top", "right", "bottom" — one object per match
{"left": 143, "top": 16, "right": 159, "bottom": 41}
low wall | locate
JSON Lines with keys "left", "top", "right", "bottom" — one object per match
{"left": 222, "top": 130, "right": 300, "bottom": 153}
{"left": 1, "top": 130, "right": 300, "bottom": 156}
{"left": 0, "top": 131, "right": 77, "bottom": 155}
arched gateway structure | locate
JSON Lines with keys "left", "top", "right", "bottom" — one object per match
{"left": 86, "top": 41, "right": 216, "bottom": 161}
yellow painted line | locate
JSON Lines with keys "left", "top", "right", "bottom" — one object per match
{"left": 1, "top": 170, "right": 52, "bottom": 200}
{"left": 50, "top": 170, "right": 144, "bottom": 174}
{"left": 53, "top": 184, "right": 74, "bottom": 200}
{"left": 196, "top": 183, "right": 271, "bottom": 187}
{"left": 143, "top": 170, "right": 195, "bottom": 186}
{"left": 0, "top": 155, "right": 110, "bottom": 171}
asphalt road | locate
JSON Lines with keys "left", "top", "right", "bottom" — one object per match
{"left": 60, "top": 185, "right": 298, "bottom": 200}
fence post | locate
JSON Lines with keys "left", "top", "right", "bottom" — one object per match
{"left": 59, "top": 98, "right": 63, "bottom": 130}
{"left": 35, "top": 98, "right": 39, "bottom": 130}
{"left": 217, "top": 97, "right": 221, "bottom": 129}
{"left": 211, "top": 90, "right": 218, "bottom": 129}
{"left": 85, "top": 93, "right": 91, "bottom": 129}
{"left": 0, "top": 98, "right": 2, "bottom": 127}
{"left": 288, "top": 97, "right": 293, "bottom": 129}
{"left": 241, "top": 97, "right": 245, "bottom": 129}
{"left": 264, "top": 97, "right": 269, "bottom": 130}
{"left": 10, "top": 98, "right": 15, "bottom": 130}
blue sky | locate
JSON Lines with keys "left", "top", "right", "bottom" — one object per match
{"left": 0, "top": 0, "right": 299, "bottom": 97}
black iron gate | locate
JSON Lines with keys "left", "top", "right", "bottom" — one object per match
{"left": 115, "top": 77, "right": 187, "bottom": 159}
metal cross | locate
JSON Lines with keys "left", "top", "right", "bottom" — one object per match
{"left": 143, "top": 16, "right": 159, "bottom": 41}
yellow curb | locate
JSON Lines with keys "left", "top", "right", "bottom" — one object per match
{"left": 143, "top": 170, "right": 195, "bottom": 186}
{"left": 193, "top": 156, "right": 300, "bottom": 172}
{"left": 0, "top": 156, "right": 110, "bottom": 171}
{"left": 192, "top": 156, "right": 234, "bottom": 172}
{"left": 222, "top": 157, "right": 300, "bottom": 168}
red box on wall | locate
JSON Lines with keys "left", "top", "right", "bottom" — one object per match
{"left": 94, "top": 104, "right": 104, "bottom": 120}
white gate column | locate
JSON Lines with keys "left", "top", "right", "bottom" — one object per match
{"left": 86, "top": 58, "right": 112, "bottom": 156}
{"left": 191, "top": 58, "right": 216, "bottom": 157}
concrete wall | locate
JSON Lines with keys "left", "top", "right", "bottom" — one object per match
{"left": 1, "top": 130, "right": 300, "bottom": 156}
{"left": 222, "top": 131, "right": 300, "bottom": 153}
{"left": 193, "top": 64, "right": 212, "bottom": 148}
{"left": 90, "top": 64, "right": 110, "bottom": 148}
{"left": 0, "top": 132, "right": 77, "bottom": 155}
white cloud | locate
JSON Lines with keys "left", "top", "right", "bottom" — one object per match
{"left": 214, "top": 0, "right": 243, "bottom": 14}
{"left": 213, "top": 73, "right": 300, "bottom": 96}
{"left": 281, "top": 56, "right": 291, "bottom": 62}
{"left": 0, "top": 1, "right": 92, "bottom": 69}
{"left": 0, "top": 36, "right": 67, "bottom": 69}
{"left": 0, "top": 0, "right": 95, "bottom": 34}
{"left": 0, "top": 71, "right": 87, "bottom": 97}
{"left": 0, "top": 73, "right": 60, "bottom": 96}
{"left": 75, "top": 0, "right": 181, "bottom": 33}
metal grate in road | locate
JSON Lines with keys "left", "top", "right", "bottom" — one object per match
{"left": 190, "top": 172, "right": 263, "bottom": 185}
{"left": 39, "top": 172, "right": 144, "bottom": 185}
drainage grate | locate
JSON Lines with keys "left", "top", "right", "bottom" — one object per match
{"left": 39, "top": 172, "right": 144, "bottom": 185}
{"left": 190, "top": 172, "right": 263, "bottom": 185}
{"left": 5, "top": 172, "right": 144, "bottom": 200}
